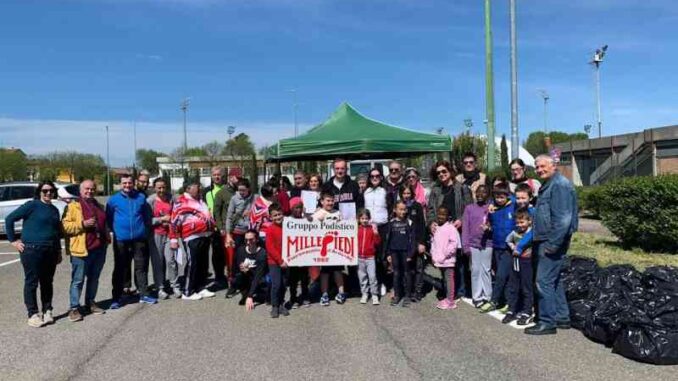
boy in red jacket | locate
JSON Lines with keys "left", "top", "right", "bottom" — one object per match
{"left": 265, "top": 204, "right": 289, "bottom": 318}
{"left": 358, "top": 208, "right": 381, "bottom": 305}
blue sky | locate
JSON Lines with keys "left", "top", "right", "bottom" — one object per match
{"left": 0, "top": 0, "right": 676, "bottom": 165}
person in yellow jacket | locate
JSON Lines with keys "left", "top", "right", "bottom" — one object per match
{"left": 62, "top": 180, "right": 110, "bottom": 322}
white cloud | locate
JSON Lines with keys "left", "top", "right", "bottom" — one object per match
{"left": 0, "top": 118, "right": 311, "bottom": 166}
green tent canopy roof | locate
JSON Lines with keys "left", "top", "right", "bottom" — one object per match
{"left": 270, "top": 102, "right": 452, "bottom": 162}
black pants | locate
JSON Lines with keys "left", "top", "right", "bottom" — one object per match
{"left": 507, "top": 257, "right": 534, "bottom": 315}
{"left": 184, "top": 237, "right": 210, "bottom": 296}
{"left": 235, "top": 271, "right": 266, "bottom": 300}
{"left": 20, "top": 244, "right": 59, "bottom": 317}
{"left": 112, "top": 239, "right": 149, "bottom": 299}
{"left": 390, "top": 250, "right": 412, "bottom": 299}
{"left": 210, "top": 230, "right": 226, "bottom": 285}
{"left": 410, "top": 254, "right": 426, "bottom": 297}
{"left": 288, "top": 267, "right": 309, "bottom": 303}
{"left": 269, "top": 265, "right": 287, "bottom": 307}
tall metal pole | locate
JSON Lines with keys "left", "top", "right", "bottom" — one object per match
{"left": 594, "top": 62, "right": 602, "bottom": 138}
{"left": 484, "top": 0, "right": 496, "bottom": 170}
{"left": 133, "top": 120, "right": 137, "bottom": 169}
{"left": 106, "top": 125, "right": 111, "bottom": 196}
{"left": 539, "top": 90, "right": 549, "bottom": 134}
{"left": 509, "top": 0, "right": 519, "bottom": 159}
{"left": 180, "top": 98, "right": 190, "bottom": 152}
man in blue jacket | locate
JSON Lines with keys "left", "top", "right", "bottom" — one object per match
{"left": 525, "top": 155, "right": 578, "bottom": 335}
{"left": 107, "top": 175, "right": 155, "bottom": 308}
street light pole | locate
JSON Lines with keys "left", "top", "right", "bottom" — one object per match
{"left": 106, "top": 125, "right": 111, "bottom": 196}
{"left": 509, "top": 0, "right": 519, "bottom": 160}
{"left": 180, "top": 98, "right": 190, "bottom": 152}
{"left": 133, "top": 120, "right": 137, "bottom": 170}
{"left": 484, "top": 0, "right": 496, "bottom": 170}
{"left": 539, "top": 89, "right": 549, "bottom": 134}
{"left": 590, "top": 45, "right": 607, "bottom": 138}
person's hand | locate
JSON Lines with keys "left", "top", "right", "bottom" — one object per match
{"left": 170, "top": 241, "right": 179, "bottom": 250}
{"left": 453, "top": 219, "right": 462, "bottom": 229}
{"left": 372, "top": 224, "right": 379, "bottom": 234}
{"left": 488, "top": 204, "right": 497, "bottom": 213}
{"left": 161, "top": 215, "right": 171, "bottom": 223}
{"left": 246, "top": 297, "right": 255, "bottom": 311}
{"left": 220, "top": 230, "right": 227, "bottom": 237}
{"left": 513, "top": 250, "right": 520, "bottom": 257}
{"left": 418, "top": 244, "right": 426, "bottom": 254}
{"left": 83, "top": 218, "right": 96, "bottom": 228}
{"left": 386, "top": 256, "right": 392, "bottom": 264}
{"left": 226, "top": 235, "right": 235, "bottom": 248}
{"left": 481, "top": 223, "right": 490, "bottom": 232}
{"left": 406, "top": 257, "right": 412, "bottom": 262}
{"left": 429, "top": 222, "right": 438, "bottom": 234}
{"left": 11, "top": 240, "right": 25, "bottom": 253}
{"left": 281, "top": 262, "right": 288, "bottom": 269}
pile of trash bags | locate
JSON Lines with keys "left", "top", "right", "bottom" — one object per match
{"left": 562, "top": 257, "right": 678, "bottom": 365}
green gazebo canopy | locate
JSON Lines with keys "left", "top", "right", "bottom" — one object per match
{"left": 269, "top": 102, "right": 452, "bottom": 162}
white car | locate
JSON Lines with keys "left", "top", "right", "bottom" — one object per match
{"left": 0, "top": 182, "right": 80, "bottom": 236}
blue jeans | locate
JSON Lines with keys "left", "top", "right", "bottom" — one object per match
{"left": 534, "top": 240, "right": 570, "bottom": 328}
{"left": 69, "top": 246, "right": 107, "bottom": 308}
{"left": 491, "top": 248, "right": 512, "bottom": 306}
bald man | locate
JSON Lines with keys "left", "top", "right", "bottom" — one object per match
{"left": 62, "top": 180, "right": 109, "bottom": 322}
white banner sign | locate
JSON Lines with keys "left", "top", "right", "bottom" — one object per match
{"left": 282, "top": 218, "right": 358, "bottom": 267}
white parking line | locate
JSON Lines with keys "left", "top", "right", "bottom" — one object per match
{"left": 460, "top": 297, "right": 535, "bottom": 329}
{"left": 0, "top": 259, "right": 20, "bottom": 267}
{"left": 0, "top": 252, "right": 19, "bottom": 255}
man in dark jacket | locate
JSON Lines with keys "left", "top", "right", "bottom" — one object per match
{"left": 213, "top": 167, "right": 241, "bottom": 287}
{"left": 383, "top": 161, "right": 404, "bottom": 213}
{"left": 321, "top": 158, "right": 360, "bottom": 218}
{"left": 289, "top": 170, "right": 309, "bottom": 198}
{"left": 525, "top": 155, "right": 578, "bottom": 336}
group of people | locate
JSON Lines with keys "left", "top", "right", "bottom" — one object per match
{"left": 7, "top": 153, "right": 577, "bottom": 335}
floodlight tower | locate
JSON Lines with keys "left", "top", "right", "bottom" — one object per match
{"left": 590, "top": 45, "right": 608, "bottom": 138}
{"left": 180, "top": 97, "right": 191, "bottom": 152}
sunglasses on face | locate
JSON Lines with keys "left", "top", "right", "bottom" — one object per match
{"left": 436, "top": 170, "right": 449, "bottom": 175}
{"left": 463, "top": 160, "right": 475, "bottom": 165}
{"left": 389, "top": 168, "right": 400, "bottom": 173}
{"left": 407, "top": 175, "right": 417, "bottom": 179}
{"left": 370, "top": 174, "right": 381, "bottom": 179}
{"left": 41, "top": 189, "right": 55, "bottom": 194}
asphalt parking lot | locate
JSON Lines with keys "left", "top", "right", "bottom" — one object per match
{"left": 0, "top": 240, "right": 675, "bottom": 381}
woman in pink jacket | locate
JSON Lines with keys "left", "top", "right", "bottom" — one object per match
{"left": 430, "top": 205, "right": 461, "bottom": 310}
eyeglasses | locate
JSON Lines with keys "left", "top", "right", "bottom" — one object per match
{"left": 41, "top": 189, "right": 54, "bottom": 194}
{"left": 407, "top": 175, "right": 417, "bottom": 179}
{"left": 510, "top": 167, "right": 523, "bottom": 172}
{"left": 370, "top": 175, "right": 381, "bottom": 178}
{"left": 463, "top": 160, "right": 475, "bottom": 165}
{"left": 389, "top": 168, "right": 400, "bottom": 173}
{"left": 436, "top": 170, "right": 449, "bottom": 175}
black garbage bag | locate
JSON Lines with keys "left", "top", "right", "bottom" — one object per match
{"left": 583, "top": 265, "right": 645, "bottom": 345}
{"left": 642, "top": 267, "right": 678, "bottom": 328}
{"left": 562, "top": 257, "right": 599, "bottom": 301}
{"left": 569, "top": 299, "right": 593, "bottom": 330}
{"left": 612, "top": 325, "right": 678, "bottom": 365}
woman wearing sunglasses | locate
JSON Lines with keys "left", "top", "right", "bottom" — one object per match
{"left": 5, "top": 181, "right": 64, "bottom": 328}
{"left": 427, "top": 160, "right": 473, "bottom": 231}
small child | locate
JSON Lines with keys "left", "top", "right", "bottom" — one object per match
{"left": 400, "top": 184, "right": 427, "bottom": 302}
{"left": 287, "top": 197, "right": 310, "bottom": 308}
{"left": 504, "top": 209, "right": 534, "bottom": 325}
{"left": 480, "top": 183, "right": 516, "bottom": 313}
{"left": 430, "top": 206, "right": 461, "bottom": 310}
{"left": 265, "top": 204, "right": 289, "bottom": 319}
{"left": 357, "top": 209, "right": 381, "bottom": 305}
{"left": 514, "top": 183, "right": 535, "bottom": 215}
{"left": 462, "top": 185, "right": 494, "bottom": 308}
{"left": 385, "top": 200, "right": 416, "bottom": 307}
{"left": 313, "top": 191, "right": 345, "bottom": 306}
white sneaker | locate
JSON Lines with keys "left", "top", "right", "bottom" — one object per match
{"left": 360, "top": 294, "right": 368, "bottom": 304}
{"left": 182, "top": 293, "right": 202, "bottom": 301}
{"left": 43, "top": 310, "right": 54, "bottom": 325}
{"left": 27, "top": 314, "right": 44, "bottom": 328}
{"left": 158, "top": 290, "right": 169, "bottom": 300}
{"left": 372, "top": 295, "right": 380, "bottom": 305}
{"left": 198, "top": 289, "right": 216, "bottom": 298}
{"left": 380, "top": 284, "right": 387, "bottom": 296}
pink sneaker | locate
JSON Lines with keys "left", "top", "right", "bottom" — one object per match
{"left": 436, "top": 299, "right": 458, "bottom": 310}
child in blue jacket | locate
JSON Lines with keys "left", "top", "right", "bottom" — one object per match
{"left": 480, "top": 184, "right": 515, "bottom": 313}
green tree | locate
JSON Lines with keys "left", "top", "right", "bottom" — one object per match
{"left": 524, "top": 131, "right": 590, "bottom": 157}
{"left": 500, "top": 134, "right": 509, "bottom": 175}
{"left": 32, "top": 151, "right": 106, "bottom": 183}
{"left": 183, "top": 147, "right": 207, "bottom": 156}
{"left": 223, "top": 133, "right": 255, "bottom": 169}
{"left": 0, "top": 149, "right": 28, "bottom": 181}
{"left": 136, "top": 149, "right": 165, "bottom": 175}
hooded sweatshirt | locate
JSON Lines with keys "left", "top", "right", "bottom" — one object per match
{"left": 431, "top": 222, "right": 461, "bottom": 268}
{"left": 226, "top": 192, "right": 254, "bottom": 235}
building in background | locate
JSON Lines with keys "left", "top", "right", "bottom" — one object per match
{"left": 554, "top": 124, "right": 678, "bottom": 186}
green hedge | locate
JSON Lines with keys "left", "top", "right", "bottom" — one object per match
{"left": 594, "top": 175, "right": 678, "bottom": 253}
{"left": 576, "top": 185, "right": 605, "bottom": 217}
